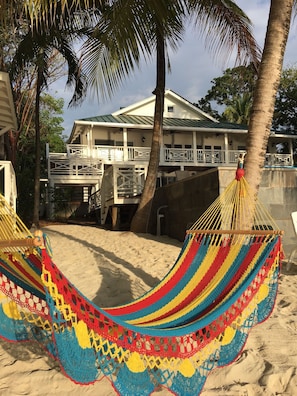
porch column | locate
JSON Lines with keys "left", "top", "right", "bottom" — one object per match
{"left": 123, "top": 128, "right": 128, "bottom": 161}
{"left": 224, "top": 133, "right": 229, "bottom": 165}
{"left": 160, "top": 128, "right": 165, "bottom": 164}
{"left": 48, "top": 180, "right": 55, "bottom": 219}
{"left": 111, "top": 206, "right": 120, "bottom": 230}
{"left": 289, "top": 139, "right": 294, "bottom": 166}
{"left": 87, "top": 124, "right": 93, "bottom": 156}
{"left": 192, "top": 131, "right": 197, "bottom": 164}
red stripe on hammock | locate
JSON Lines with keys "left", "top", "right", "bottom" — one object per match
{"left": 190, "top": 240, "right": 264, "bottom": 321}
{"left": 104, "top": 236, "right": 202, "bottom": 316}
{"left": 5, "top": 253, "right": 44, "bottom": 293}
{"left": 137, "top": 240, "right": 232, "bottom": 325}
{"left": 40, "top": 240, "right": 281, "bottom": 359}
{"left": 45, "top": 235, "right": 201, "bottom": 318}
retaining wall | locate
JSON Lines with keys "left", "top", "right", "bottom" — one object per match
{"left": 149, "top": 168, "right": 297, "bottom": 258}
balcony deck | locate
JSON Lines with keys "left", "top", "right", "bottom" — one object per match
{"left": 48, "top": 144, "right": 294, "bottom": 179}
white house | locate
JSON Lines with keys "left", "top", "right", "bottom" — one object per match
{"left": 47, "top": 90, "right": 296, "bottom": 226}
{"left": 0, "top": 72, "right": 18, "bottom": 210}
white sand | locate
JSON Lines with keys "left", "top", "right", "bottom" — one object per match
{"left": 0, "top": 224, "right": 296, "bottom": 395}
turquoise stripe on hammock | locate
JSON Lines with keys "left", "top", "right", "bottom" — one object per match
{"left": 146, "top": 237, "right": 278, "bottom": 329}
{"left": 0, "top": 258, "right": 45, "bottom": 300}
{"left": 80, "top": 237, "right": 279, "bottom": 337}
{"left": 44, "top": 236, "right": 279, "bottom": 338}
{"left": 110, "top": 235, "right": 210, "bottom": 322}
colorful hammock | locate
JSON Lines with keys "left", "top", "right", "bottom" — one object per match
{"left": 0, "top": 167, "right": 283, "bottom": 396}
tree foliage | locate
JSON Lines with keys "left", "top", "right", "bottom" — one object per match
{"left": 273, "top": 66, "right": 297, "bottom": 132}
{"left": 196, "top": 64, "right": 257, "bottom": 121}
{"left": 197, "top": 64, "right": 297, "bottom": 131}
{"left": 16, "top": 94, "right": 66, "bottom": 226}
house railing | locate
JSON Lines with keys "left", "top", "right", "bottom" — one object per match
{"left": 49, "top": 156, "right": 103, "bottom": 177}
{"left": 265, "top": 153, "right": 292, "bottom": 167}
{"left": 100, "top": 165, "right": 147, "bottom": 223}
{"left": 48, "top": 144, "right": 294, "bottom": 177}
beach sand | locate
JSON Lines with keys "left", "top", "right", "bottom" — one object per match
{"left": 0, "top": 224, "right": 296, "bottom": 395}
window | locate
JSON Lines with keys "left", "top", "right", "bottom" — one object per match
{"left": 115, "top": 141, "right": 133, "bottom": 146}
{"left": 167, "top": 106, "right": 174, "bottom": 113}
{"left": 95, "top": 139, "right": 113, "bottom": 146}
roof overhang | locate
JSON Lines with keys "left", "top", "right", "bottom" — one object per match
{"left": 69, "top": 119, "right": 248, "bottom": 143}
{"left": 69, "top": 118, "right": 297, "bottom": 144}
{"left": 0, "top": 72, "right": 18, "bottom": 136}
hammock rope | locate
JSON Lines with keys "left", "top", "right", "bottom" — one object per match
{"left": 0, "top": 166, "right": 283, "bottom": 396}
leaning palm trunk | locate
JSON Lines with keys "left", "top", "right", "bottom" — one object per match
{"left": 130, "top": 32, "right": 165, "bottom": 233}
{"left": 244, "top": 0, "right": 294, "bottom": 192}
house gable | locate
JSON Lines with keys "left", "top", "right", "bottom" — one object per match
{"left": 0, "top": 72, "right": 18, "bottom": 136}
{"left": 112, "top": 89, "right": 217, "bottom": 122}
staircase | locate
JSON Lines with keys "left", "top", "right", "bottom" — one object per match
{"left": 88, "top": 164, "right": 147, "bottom": 229}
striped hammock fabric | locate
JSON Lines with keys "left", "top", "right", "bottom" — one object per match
{"left": 0, "top": 169, "right": 283, "bottom": 396}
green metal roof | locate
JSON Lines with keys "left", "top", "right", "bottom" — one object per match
{"left": 79, "top": 114, "right": 247, "bottom": 131}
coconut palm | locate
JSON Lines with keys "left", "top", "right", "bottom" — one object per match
{"left": 223, "top": 92, "right": 252, "bottom": 125}
{"left": 244, "top": 0, "right": 295, "bottom": 192}
{"left": 79, "top": 0, "right": 261, "bottom": 232}
{"left": 10, "top": 9, "right": 87, "bottom": 228}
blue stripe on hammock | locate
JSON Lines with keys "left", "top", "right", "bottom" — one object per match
{"left": 151, "top": 242, "right": 252, "bottom": 328}
{"left": 93, "top": 236, "right": 279, "bottom": 336}
{"left": 44, "top": 236, "right": 279, "bottom": 338}
{"left": 149, "top": 236, "right": 278, "bottom": 329}
{"left": 0, "top": 257, "right": 45, "bottom": 300}
{"left": 111, "top": 235, "right": 211, "bottom": 322}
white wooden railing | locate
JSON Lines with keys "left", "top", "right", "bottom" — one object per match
{"left": 100, "top": 165, "right": 147, "bottom": 223}
{"left": 49, "top": 157, "right": 103, "bottom": 177}
{"left": 48, "top": 144, "right": 294, "bottom": 177}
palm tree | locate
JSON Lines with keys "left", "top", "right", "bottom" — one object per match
{"left": 244, "top": 0, "right": 295, "bottom": 192}
{"left": 11, "top": 11, "right": 86, "bottom": 228}
{"left": 223, "top": 92, "right": 252, "bottom": 125}
{"left": 79, "top": 0, "right": 261, "bottom": 233}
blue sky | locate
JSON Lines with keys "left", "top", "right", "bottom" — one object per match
{"left": 48, "top": 1, "right": 297, "bottom": 135}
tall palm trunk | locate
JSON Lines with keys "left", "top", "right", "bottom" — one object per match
{"left": 32, "top": 66, "right": 43, "bottom": 228}
{"left": 244, "top": 0, "right": 294, "bottom": 191}
{"left": 130, "top": 31, "right": 165, "bottom": 233}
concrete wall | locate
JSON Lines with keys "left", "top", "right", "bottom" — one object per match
{"left": 149, "top": 169, "right": 220, "bottom": 242}
{"left": 149, "top": 168, "right": 297, "bottom": 258}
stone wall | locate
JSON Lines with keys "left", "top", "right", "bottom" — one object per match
{"left": 149, "top": 168, "right": 297, "bottom": 258}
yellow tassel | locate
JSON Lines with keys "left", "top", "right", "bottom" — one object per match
{"left": 178, "top": 358, "right": 195, "bottom": 378}
{"left": 2, "top": 301, "right": 22, "bottom": 320}
{"left": 74, "top": 320, "right": 91, "bottom": 349}
{"left": 221, "top": 326, "right": 236, "bottom": 346}
{"left": 126, "top": 352, "right": 145, "bottom": 373}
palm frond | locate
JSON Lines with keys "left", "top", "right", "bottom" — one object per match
{"left": 186, "top": 0, "right": 262, "bottom": 69}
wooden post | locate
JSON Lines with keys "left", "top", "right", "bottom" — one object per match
{"left": 112, "top": 206, "right": 120, "bottom": 230}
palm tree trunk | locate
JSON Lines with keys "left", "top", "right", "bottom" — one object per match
{"left": 32, "top": 67, "right": 42, "bottom": 228}
{"left": 244, "top": 0, "right": 294, "bottom": 192}
{"left": 130, "top": 31, "right": 165, "bottom": 233}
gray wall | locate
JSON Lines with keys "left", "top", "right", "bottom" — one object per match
{"left": 149, "top": 168, "right": 297, "bottom": 258}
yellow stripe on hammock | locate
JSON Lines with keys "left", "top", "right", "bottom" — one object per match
{"left": 129, "top": 241, "right": 268, "bottom": 327}
{"left": 107, "top": 233, "right": 196, "bottom": 311}
{"left": 0, "top": 251, "right": 44, "bottom": 295}
{"left": 126, "top": 243, "right": 229, "bottom": 326}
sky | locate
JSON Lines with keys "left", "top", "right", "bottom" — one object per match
{"left": 48, "top": 1, "right": 297, "bottom": 135}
